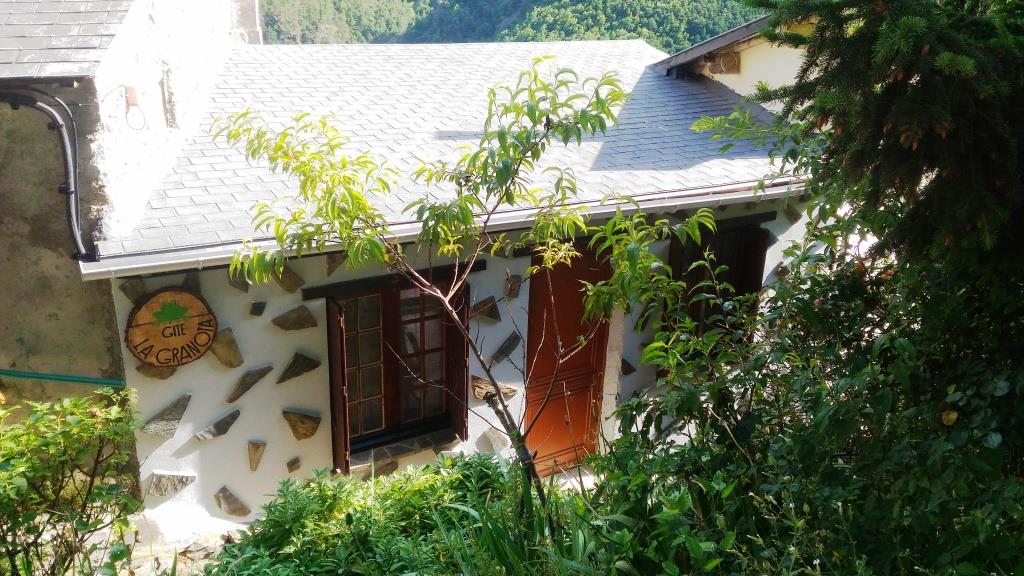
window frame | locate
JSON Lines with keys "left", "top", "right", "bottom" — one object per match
{"left": 323, "top": 269, "right": 470, "bottom": 473}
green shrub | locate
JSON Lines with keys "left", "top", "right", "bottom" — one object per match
{"left": 205, "top": 454, "right": 522, "bottom": 576}
{"left": 0, "top": 390, "right": 140, "bottom": 576}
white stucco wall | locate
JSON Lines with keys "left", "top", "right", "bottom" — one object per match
{"left": 88, "top": 0, "right": 245, "bottom": 242}
{"left": 118, "top": 200, "right": 803, "bottom": 544}
{"left": 117, "top": 250, "right": 541, "bottom": 545}
{"left": 704, "top": 37, "right": 804, "bottom": 102}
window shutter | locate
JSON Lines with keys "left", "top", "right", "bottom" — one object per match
{"left": 669, "top": 222, "right": 771, "bottom": 330}
{"left": 326, "top": 299, "right": 352, "bottom": 474}
{"left": 445, "top": 286, "right": 470, "bottom": 440}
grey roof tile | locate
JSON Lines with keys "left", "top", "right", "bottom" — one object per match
{"left": 98, "top": 40, "right": 778, "bottom": 259}
{"left": 0, "top": 0, "right": 133, "bottom": 79}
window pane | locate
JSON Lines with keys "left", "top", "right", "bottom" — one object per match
{"left": 360, "top": 365, "right": 381, "bottom": 399}
{"left": 345, "top": 335, "right": 357, "bottom": 366}
{"left": 358, "top": 295, "right": 381, "bottom": 330}
{"left": 399, "top": 356, "right": 420, "bottom": 379}
{"left": 361, "top": 398, "right": 383, "bottom": 432}
{"left": 358, "top": 332, "right": 381, "bottom": 364}
{"left": 422, "top": 296, "right": 443, "bottom": 317}
{"left": 348, "top": 404, "right": 359, "bottom": 435}
{"left": 400, "top": 289, "right": 421, "bottom": 320}
{"left": 424, "top": 351, "right": 443, "bottom": 382}
{"left": 403, "top": 387, "right": 422, "bottom": 421}
{"left": 425, "top": 386, "right": 445, "bottom": 416}
{"left": 400, "top": 321, "right": 420, "bottom": 355}
{"left": 341, "top": 299, "right": 357, "bottom": 327}
{"left": 423, "top": 318, "right": 443, "bottom": 350}
{"left": 346, "top": 368, "right": 358, "bottom": 395}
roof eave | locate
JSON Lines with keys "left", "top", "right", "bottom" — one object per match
{"left": 79, "top": 179, "right": 803, "bottom": 281}
{"left": 654, "top": 15, "right": 772, "bottom": 73}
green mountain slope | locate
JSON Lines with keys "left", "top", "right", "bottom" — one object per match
{"left": 261, "top": 0, "right": 761, "bottom": 53}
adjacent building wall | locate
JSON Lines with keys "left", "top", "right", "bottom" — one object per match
{"left": 0, "top": 0, "right": 259, "bottom": 411}
{"left": 703, "top": 37, "right": 803, "bottom": 98}
{"left": 88, "top": 0, "right": 254, "bottom": 243}
{"left": 0, "top": 104, "right": 123, "bottom": 408}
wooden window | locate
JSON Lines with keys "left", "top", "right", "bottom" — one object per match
{"left": 326, "top": 279, "right": 469, "bottom": 473}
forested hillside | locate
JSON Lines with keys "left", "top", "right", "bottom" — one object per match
{"left": 261, "top": 0, "right": 762, "bottom": 53}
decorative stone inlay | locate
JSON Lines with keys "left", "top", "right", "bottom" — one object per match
{"left": 136, "top": 363, "right": 176, "bottom": 380}
{"left": 141, "top": 394, "right": 191, "bottom": 437}
{"left": 272, "top": 305, "right": 317, "bottom": 331}
{"left": 180, "top": 542, "right": 216, "bottom": 561}
{"left": 194, "top": 409, "right": 240, "bottom": 441}
{"left": 119, "top": 278, "right": 147, "bottom": 304}
{"left": 249, "top": 301, "right": 267, "bottom": 316}
{"left": 273, "top": 264, "right": 305, "bottom": 293}
{"left": 282, "top": 409, "right": 321, "bottom": 440}
{"left": 277, "top": 353, "right": 321, "bottom": 384}
{"left": 482, "top": 426, "right": 509, "bottom": 453}
{"left": 182, "top": 271, "right": 201, "bottom": 293}
{"left": 621, "top": 359, "right": 637, "bottom": 376}
{"left": 214, "top": 486, "right": 251, "bottom": 517}
{"left": 506, "top": 274, "right": 523, "bottom": 298}
{"left": 326, "top": 252, "right": 347, "bottom": 276}
{"left": 472, "top": 296, "right": 501, "bottom": 322}
{"left": 471, "top": 375, "right": 517, "bottom": 401}
{"left": 248, "top": 440, "right": 266, "bottom": 471}
{"left": 227, "top": 272, "right": 249, "bottom": 293}
{"left": 489, "top": 332, "right": 521, "bottom": 367}
{"left": 210, "top": 329, "right": 243, "bottom": 368}
{"left": 286, "top": 457, "right": 301, "bottom": 473}
{"left": 227, "top": 366, "right": 273, "bottom": 403}
{"left": 149, "top": 472, "right": 195, "bottom": 497}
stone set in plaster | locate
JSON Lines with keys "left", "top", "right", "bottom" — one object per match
{"left": 272, "top": 305, "right": 317, "bottom": 330}
{"left": 210, "top": 329, "right": 244, "bottom": 368}
{"left": 282, "top": 409, "right": 321, "bottom": 440}
{"left": 137, "top": 363, "right": 177, "bottom": 380}
{"left": 247, "top": 440, "right": 267, "bottom": 471}
{"left": 472, "top": 296, "right": 502, "bottom": 322}
{"left": 489, "top": 332, "right": 522, "bottom": 367}
{"left": 277, "top": 353, "right": 321, "bottom": 384}
{"left": 227, "top": 366, "right": 273, "bottom": 403}
{"left": 141, "top": 394, "right": 192, "bottom": 437}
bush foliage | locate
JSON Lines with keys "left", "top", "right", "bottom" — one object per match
{"left": 204, "top": 455, "right": 586, "bottom": 575}
{"left": 0, "top": 391, "right": 139, "bottom": 576}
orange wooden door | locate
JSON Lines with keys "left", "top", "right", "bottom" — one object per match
{"left": 524, "top": 247, "right": 610, "bottom": 476}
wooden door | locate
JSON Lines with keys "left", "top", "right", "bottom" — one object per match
{"left": 524, "top": 247, "right": 610, "bottom": 476}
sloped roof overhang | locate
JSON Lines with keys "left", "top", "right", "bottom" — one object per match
{"left": 78, "top": 178, "right": 801, "bottom": 280}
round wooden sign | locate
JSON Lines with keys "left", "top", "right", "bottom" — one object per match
{"left": 125, "top": 288, "right": 218, "bottom": 367}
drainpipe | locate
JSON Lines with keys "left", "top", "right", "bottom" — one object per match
{"left": 0, "top": 91, "right": 96, "bottom": 262}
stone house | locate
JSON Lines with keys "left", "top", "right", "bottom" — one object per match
{"left": 0, "top": 6, "right": 803, "bottom": 544}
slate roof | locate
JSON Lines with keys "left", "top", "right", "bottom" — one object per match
{"left": 0, "top": 0, "right": 132, "bottom": 80}
{"left": 93, "top": 40, "right": 781, "bottom": 262}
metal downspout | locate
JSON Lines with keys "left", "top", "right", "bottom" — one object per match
{"left": 0, "top": 91, "right": 96, "bottom": 261}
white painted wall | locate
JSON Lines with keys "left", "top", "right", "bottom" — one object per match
{"left": 704, "top": 36, "right": 804, "bottom": 104}
{"left": 118, "top": 201, "right": 804, "bottom": 544}
{"left": 88, "top": 0, "right": 247, "bottom": 242}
